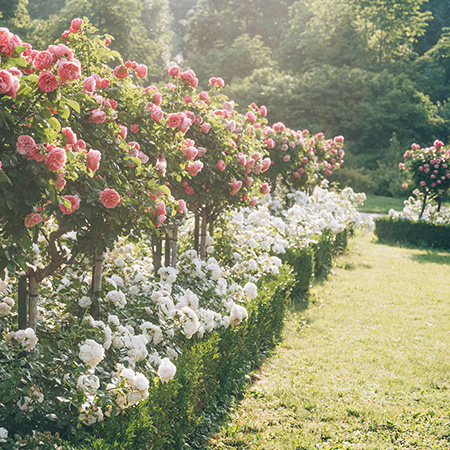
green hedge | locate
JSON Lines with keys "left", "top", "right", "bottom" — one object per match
{"left": 374, "top": 217, "right": 450, "bottom": 249}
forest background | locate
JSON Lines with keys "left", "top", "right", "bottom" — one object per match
{"left": 2, "top": 0, "right": 450, "bottom": 198}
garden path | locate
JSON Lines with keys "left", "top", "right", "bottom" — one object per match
{"left": 210, "top": 231, "right": 450, "bottom": 449}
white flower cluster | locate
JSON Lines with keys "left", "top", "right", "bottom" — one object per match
{"left": 7, "top": 327, "right": 38, "bottom": 350}
{"left": 0, "top": 296, "right": 14, "bottom": 316}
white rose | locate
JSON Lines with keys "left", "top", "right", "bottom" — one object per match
{"left": 0, "top": 427, "right": 8, "bottom": 443}
{"left": 132, "top": 372, "right": 149, "bottom": 392}
{"left": 79, "top": 339, "right": 105, "bottom": 368}
{"left": 157, "top": 358, "right": 176, "bottom": 383}
{"left": 0, "top": 302, "right": 11, "bottom": 316}
{"left": 79, "top": 296, "right": 92, "bottom": 308}
{"left": 230, "top": 304, "right": 248, "bottom": 326}
{"left": 243, "top": 282, "right": 258, "bottom": 300}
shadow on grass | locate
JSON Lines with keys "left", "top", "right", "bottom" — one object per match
{"left": 410, "top": 251, "right": 450, "bottom": 265}
{"left": 374, "top": 238, "right": 450, "bottom": 265}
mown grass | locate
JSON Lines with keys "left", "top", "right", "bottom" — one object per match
{"left": 358, "top": 194, "right": 406, "bottom": 214}
{"left": 209, "top": 232, "right": 450, "bottom": 449}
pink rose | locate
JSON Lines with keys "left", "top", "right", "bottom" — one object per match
{"left": 33, "top": 51, "right": 54, "bottom": 71}
{"left": 37, "top": 71, "right": 59, "bottom": 92}
{"left": 261, "top": 158, "right": 271, "bottom": 172}
{"left": 87, "top": 149, "right": 102, "bottom": 171}
{"left": 180, "top": 69, "right": 198, "bottom": 87}
{"left": 261, "top": 182, "right": 271, "bottom": 194}
{"left": 266, "top": 138, "right": 275, "bottom": 148}
{"left": 199, "top": 91, "right": 210, "bottom": 103}
{"left": 156, "top": 155, "right": 167, "bottom": 176}
{"left": 246, "top": 111, "right": 256, "bottom": 123}
{"left": 230, "top": 179, "right": 242, "bottom": 196}
{"left": 209, "top": 77, "right": 225, "bottom": 87}
{"left": 0, "top": 28, "right": 12, "bottom": 51}
{"left": 185, "top": 186, "right": 194, "bottom": 195}
{"left": 237, "top": 153, "right": 247, "bottom": 166}
{"left": 70, "top": 18, "right": 84, "bottom": 32}
{"left": 89, "top": 109, "right": 106, "bottom": 124}
{"left": 153, "top": 92, "right": 162, "bottom": 106}
{"left": 259, "top": 105, "right": 267, "bottom": 117}
{"left": 176, "top": 199, "right": 186, "bottom": 212}
{"left": 48, "top": 44, "right": 73, "bottom": 60}
{"left": 200, "top": 122, "right": 211, "bottom": 133}
{"left": 138, "top": 151, "right": 149, "bottom": 164}
{"left": 57, "top": 58, "right": 81, "bottom": 83}
{"left": 59, "top": 195, "right": 81, "bottom": 215}
{"left": 45, "top": 147, "right": 66, "bottom": 172}
{"left": 83, "top": 76, "right": 96, "bottom": 93}
{"left": 73, "top": 139, "right": 86, "bottom": 152}
{"left": 187, "top": 160, "right": 203, "bottom": 177}
{"left": 167, "top": 113, "right": 182, "bottom": 128}
{"left": 118, "top": 125, "right": 127, "bottom": 140}
{"left": 24, "top": 213, "right": 43, "bottom": 228}
{"left": 6, "top": 34, "right": 23, "bottom": 56}
{"left": 56, "top": 171, "right": 66, "bottom": 190}
{"left": 131, "top": 124, "right": 139, "bottom": 133}
{"left": 283, "top": 155, "right": 290, "bottom": 162}
{"left": 113, "top": 65, "right": 128, "bottom": 79}
{"left": 99, "top": 188, "right": 120, "bottom": 209}
{"left": 244, "top": 177, "right": 253, "bottom": 188}
{"left": 178, "top": 117, "right": 191, "bottom": 134}
{"left": 156, "top": 201, "right": 166, "bottom": 216}
{"left": 168, "top": 65, "right": 180, "bottom": 77}
{"left": 62, "top": 127, "right": 77, "bottom": 145}
{"left": 272, "top": 122, "right": 286, "bottom": 132}
{"left": 136, "top": 64, "right": 148, "bottom": 78}
{"left": 5, "top": 75, "right": 19, "bottom": 98}
{"left": 216, "top": 160, "right": 226, "bottom": 171}
{"left": 184, "top": 146, "right": 198, "bottom": 160}
{"left": 16, "top": 135, "right": 37, "bottom": 157}
{"left": 101, "top": 78, "right": 110, "bottom": 89}
{"left": 0, "top": 69, "right": 13, "bottom": 94}
{"left": 250, "top": 198, "right": 258, "bottom": 207}
{"left": 151, "top": 107, "right": 163, "bottom": 122}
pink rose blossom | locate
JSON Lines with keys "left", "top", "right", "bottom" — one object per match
{"left": 16, "top": 135, "right": 37, "bottom": 157}
{"left": 99, "top": 188, "right": 120, "bottom": 209}
{"left": 217, "top": 160, "right": 226, "bottom": 171}
{"left": 266, "top": 138, "right": 275, "bottom": 149}
{"left": 261, "top": 182, "right": 270, "bottom": 194}
{"left": 242, "top": 194, "right": 248, "bottom": 201}
{"left": 184, "top": 146, "right": 198, "bottom": 160}
{"left": 199, "top": 91, "right": 210, "bottom": 103}
{"left": 272, "top": 122, "right": 286, "bottom": 133}
{"left": 200, "top": 122, "right": 211, "bottom": 133}
{"left": 0, "top": 28, "right": 12, "bottom": 51}
{"left": 250, "top": 198, "right": 258, "bottom": 207}
{"left": 209, "top": 77, "right": 225, "bottom": 87}
{"left": 70, "top": 18, "right": 84, "bottom": 32}
{"left": 244, "top": 177, "right": 253, "bottom": 188}
{"left": 45, "top": 147, "right": 66, "bottom": 172}
{"left": 187, "top": 160, "right": 203, "bottom": 177}
{"left": 168, "top": 65, "right": 180, "bottom": 77}
{"left": 62, "top": 127, "right": 77, "bottom": 145}
{"left": 59, "top": 195, "right": 80, "bottom": 214}
{"left": 237, "top": 153, "right": 247, "bottom": 166}
{"left": 118, "top": 125, "right": 127, "bottom": 140}
{"left": 136, "top": 64, "right": 148, "bottom": 78}
{"left": 33, "top": 51, "right": 54, "bottom": 71}
{"left": 230, "top": 179, "right": 243, "bottom": 196}
{"left": 56, "top": 171, "right": 66, "bottom": 190}
{"left": 283, "top": 155, "right": 290, "bottom": 162}
{"left": 83, "top": 76, "right": 96, "bottom": 93}
{"left": 180, "top": 69, "right": 198, "bottom": 87}
{"left": 197, "top": 147, "right": 207, "bottom": 157}
{"left": 89, "top": 109, "right": 106, "bottom": 124}
{"left": 156, "top": 201, "right": 166, "bottom": 216}
{"left": 167, "top": 113, "right": 182, "bottom": 128}
{"left": 176, "top": 199, "right": 186, "bottom": 212}
{"left": 24, "top": 213, "right": 43, "bottom": 228}
{"left": 259, "top": 105, "right": 267, "bottom": 117}
{"left": 37, "top": 71, "right": 59, "bottom": 92}
{"left": 57, "top": 58, "right": 81, "bottom": 83}
{"left": 246, "top": 111, "right": 256, "bottom": 123}
{"left": 151, "top": 107, "right": 163, "bottom": 122}
{"left": 156, "top": 155, "right": 167, "bottom": 176}
{"left": 48, "top": 44, "right": 73, "bottom": 60}
{"left": 130, "top": 124, "right": 139, "bottom": 133}
{"left": 153, "top": 92, "right": 162, "bottom": 106}
{"left": 0, "top": 69, "right": 13, "bottom": 94}
{"left": 113, "top": 65, "right": 128, "bottom": 79}
{"left": 87, "top": 149, "right": 102, "bottom": 171}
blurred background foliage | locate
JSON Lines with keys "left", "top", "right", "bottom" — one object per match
{"left": 2, "top": 0, "right": 450, "bottom": 197}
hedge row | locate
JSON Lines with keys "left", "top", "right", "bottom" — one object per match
{"left": 16, "top": 232, "right": 346, "bottom": 450}
{"left": 374, "top": 217, "right": 450, "bottom": 249}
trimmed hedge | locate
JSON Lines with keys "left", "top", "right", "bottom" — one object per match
{"left": 374, "top": 217, "right": 450, "bottom": 249}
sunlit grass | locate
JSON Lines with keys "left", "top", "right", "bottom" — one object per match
{"left": 359, "top": 194, "right": 406, "bottom": 214}
{"left": 209, "top": 232, "right": 450, "bottom": 449}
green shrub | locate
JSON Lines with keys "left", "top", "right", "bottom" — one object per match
{"left": 374, "top": 217, "right": 450, "bottom": 249}
{"left": 282, "top": 247, "right": 315, "bottom": 301}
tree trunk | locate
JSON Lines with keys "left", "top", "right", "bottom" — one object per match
{"left": 18, "top": 274, "right": 28, "bottom": 329}
{"left": 28, "top": 274, "right": 39, "bottom": 330}
{"left": 164, "top": 235, "right": 171, "bottom": 267}
{"left": 154, "top": 237, "right": 162, "bottom": 276}
{"left": 419, "top": 194, "right": 428, "bottom": 220}
{"left": 194, "top": 214, "right": 200, "bottom": 252}
{"left": 90, "top": 252, "right": 103, "bottom": 319}
{"left": 171, "top": 228, "right": 178, "bottom": 268}
{"left": 200, "top": 212, "right": 208, "bottom": 260}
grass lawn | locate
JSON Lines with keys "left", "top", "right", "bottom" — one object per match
{"left": 209, "top": 232, "right": 450, "bottom": 449}
{"left": 358, "top": 194, "right": 406, "bottom": 214}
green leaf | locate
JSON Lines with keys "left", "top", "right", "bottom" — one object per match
{"left": 48, "top": 117, "right": 61, "bottom": 134}
{"left": 65, "top": 98, "right": 81, "bottom": 114}
{"left": 158, "top": 185, "right": 171, "bottom": 196}
{"left": 26, "top": 74, "right": 39, "bottom": 84}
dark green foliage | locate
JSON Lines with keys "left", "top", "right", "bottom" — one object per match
{"left": 374, "top": 217, "right": 450, "bottom": 249}
{"left": 282, "top": 247, "right": 315, "bottom": 301}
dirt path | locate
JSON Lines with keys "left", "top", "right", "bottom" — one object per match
{"left": 210, "top": 232, "right": 450, "bottom": 449}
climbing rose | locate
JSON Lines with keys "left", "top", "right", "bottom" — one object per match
{"left": 216, "top": 160, "right": 226, "bottom": 171}
{"left": 113, "top": 65, "right": 128, "bottom": 79}
{"left": 83, "top": 76, "right": 96, "bottom": 93}
{"left": 200, "top": 122, "right": 211, "bottom": 133}
{"left": 24, "top": 213, "right": 43, "bottom": 228}
{"left": 57, "top": 58, "right": 81, "bottom": 83}
{"left": 100, "top": 188, "right": 120, "bottom": 209}
{"left": 70, "top": 18, "right": 84, "bottom": 32}
{"left": 168, "top": 65, "right": 180, "bottom": 77}
{"left": 167, "top": 113, "right": 182, "bottom": 128}
{"left": 37, "top": 71, "right": 59, "bottom": 92}
{"left": 62, "top": 127, "right": 77, "bottom": 145}
{"left": 176, "top": 199, "right": 186, "bottom": 212}
{"left": 136, "top": 64, "right": 147, "bottom": 78}
{"left": 59, "top": 195, "right": 81, "bottom": 215}
{"left": 16, "top": 135, "right": 37, "bottom": 157}
{"left": 0, "top": 70, "right": 13, "bottom": 94}
{"left": 87, "top": 150, "right": 101, "bottom": 171}
{"left": 261, "top": 182, "right": 270, "bottom": 194}
{"left": 44, "top": 147, "right": 66, "bottom": 171}
{"left": 32, "top": 51, "right": 54, "bottom": 71}
{"left": 89, "top": 109, "right": 106, "bottom": 124}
